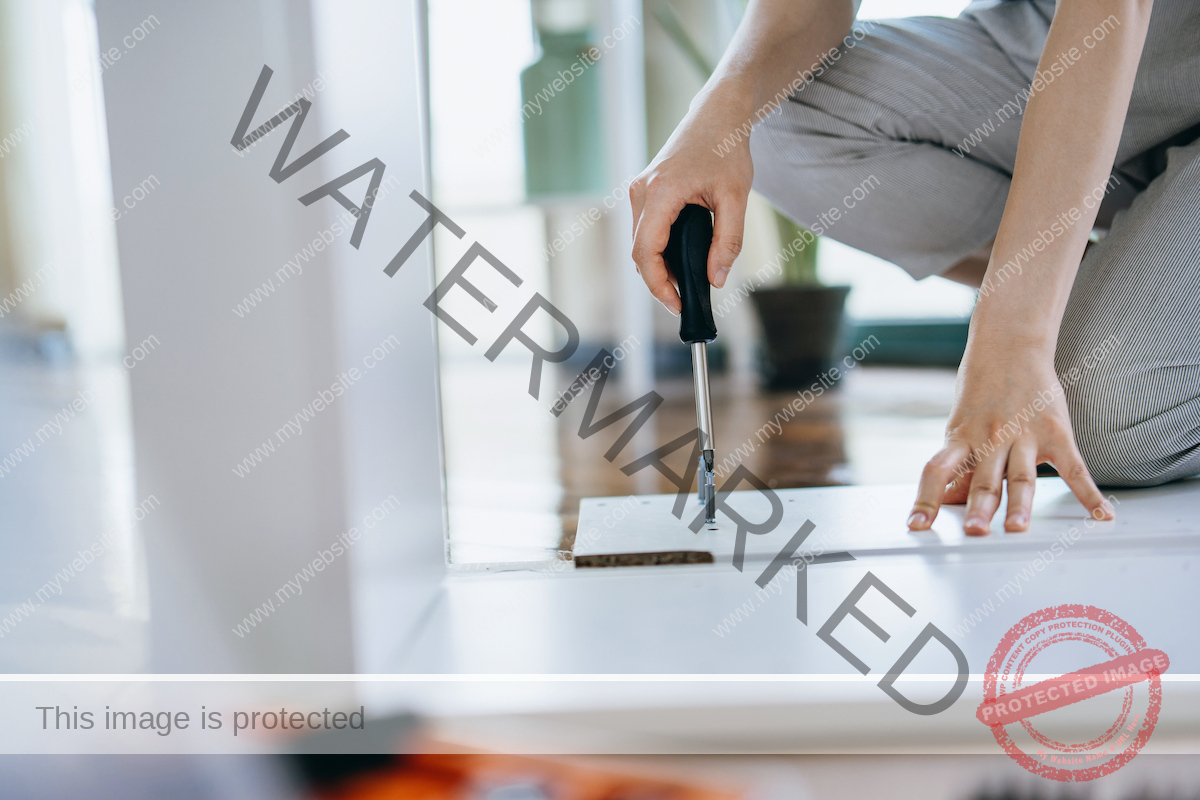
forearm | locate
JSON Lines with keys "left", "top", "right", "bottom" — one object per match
{"left": 697, "top": 0, "right": 856, "bottom": 115}
{"left": 973, "top": 0, "right": 1153, "bottom": 351}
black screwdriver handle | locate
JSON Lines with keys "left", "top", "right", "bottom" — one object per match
{"left": 663, "top": 204, "right": 718, "bottom": 345}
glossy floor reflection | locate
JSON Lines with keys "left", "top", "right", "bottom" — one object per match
{"left": 441, "top": 355, "right": 956, "bottom": 564}
{"left": 556, "top": 365, "right": 957, "bottom": 552}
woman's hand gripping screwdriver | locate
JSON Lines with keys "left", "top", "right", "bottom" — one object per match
{"left": 663, "top": 205, "right": 719, "bottom": 523}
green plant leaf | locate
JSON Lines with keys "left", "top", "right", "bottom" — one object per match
{"left": 773, "top": 211, "right": 820, "bottom": 285}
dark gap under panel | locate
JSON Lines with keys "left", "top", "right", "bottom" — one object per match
{"left": 574, "top": 551, "right": 715, "bottom": 568}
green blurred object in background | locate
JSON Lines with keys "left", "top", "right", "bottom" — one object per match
{"left": 521, "top": 23, "right": 606, "bottom": 198}
{"left": 773, "top": 211, "right": 819, "bottom": 285}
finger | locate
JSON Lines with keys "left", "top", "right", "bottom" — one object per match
{"left": 908, "top": 441, "right": 970, "bottom": 530}
{"left": 707, "top": 189, "right": 747, "bottom": 289}
{"left": 1003, "top": 439, "right": 1038, "bottom": 532}
{"left": 964, "top": 448, "right": 1009, "bottom": 536}
{"left": 1047, "top": 439, "right": 1115, "bottom": 522}
{"left": 631, "top": 194, "right": 684, "bottom": 314}
{"left": 943, "top": 470, "right": 972, "bottom": 505}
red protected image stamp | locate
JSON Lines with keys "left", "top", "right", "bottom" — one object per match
{"left": 977, "top": 605, "right": 1169, "bottom": 782}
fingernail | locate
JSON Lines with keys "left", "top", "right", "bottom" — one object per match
{"left": 715, "top": 266, "right": 730, "bottom": 288}
{"left": 907, "top": 512, "right": 927, "bottom": 529}
{"left": 1095, "top": 502, "right": 1115, "bottom": 520}
{"left": 965, "top": 516, "right": 987, "bottom": 533}
{"left": 1008, "top": 513, "right": 1029, "bottom": 529}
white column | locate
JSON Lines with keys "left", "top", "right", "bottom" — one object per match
{"left": 598, "top": 0, "right": 655, "bottom": 401}
{"left": 98, "top": 0, "right": 445, "bottom": 673}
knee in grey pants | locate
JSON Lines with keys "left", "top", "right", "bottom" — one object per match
{"left": 1056, "top": 139, "right": 1200, "bottom": 487}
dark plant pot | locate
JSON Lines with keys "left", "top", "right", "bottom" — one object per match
{"left": 750, "top": 285, "right": 851, "bottom": 390}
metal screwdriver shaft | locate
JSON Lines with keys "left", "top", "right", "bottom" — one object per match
{"left": 692, "top": 341, "right": 716, "bottom": 522}
{"left": 663, "top": 204, "right": 718, "bottom": 524}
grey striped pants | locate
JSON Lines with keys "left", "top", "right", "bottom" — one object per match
{"left": 750, "top": 2, "right": 1200, "bottom": 487}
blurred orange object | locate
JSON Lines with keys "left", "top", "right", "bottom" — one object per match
{"left": 316, "top": 752, "right": 745, "bottom": 800}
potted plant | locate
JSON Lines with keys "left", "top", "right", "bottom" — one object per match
{"left": 651, "top": 1, "right": 850, "bottom": 389}
{"left": 750, "top": 214, "right": 850, "bottom": 389}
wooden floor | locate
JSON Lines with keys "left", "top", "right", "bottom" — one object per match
{"left": 555, "top": 365, "right": 958, "bottom": 553}
{"left": 440, "top": 360, "right": 957, "bottom": 564}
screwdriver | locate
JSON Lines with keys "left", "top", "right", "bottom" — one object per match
{"left": 663, "top": 204, "right": 718, "bottom": 523}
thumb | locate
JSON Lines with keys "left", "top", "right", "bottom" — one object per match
{"left": 707, "top": 191, "right": 746, "bottom": 289}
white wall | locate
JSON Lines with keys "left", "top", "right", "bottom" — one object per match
{"left": 97, "top": 0, "right": 445, "bottom": 673}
